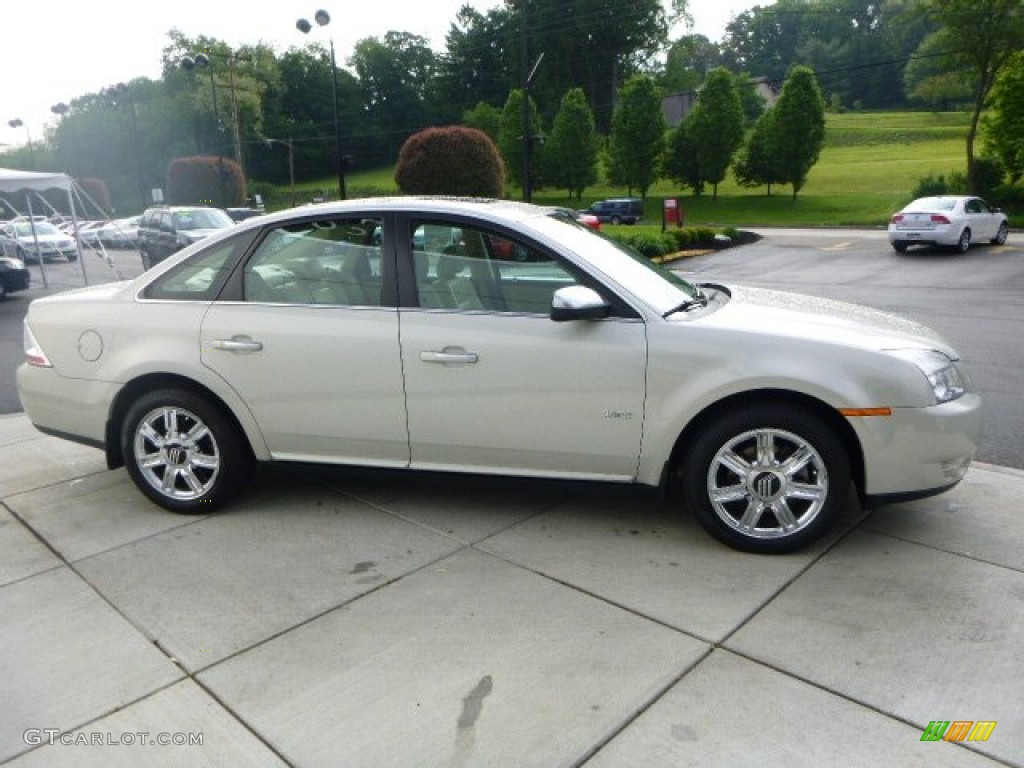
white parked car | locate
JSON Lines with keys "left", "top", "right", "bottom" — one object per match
{"left": 96, "top": 216, "right": 141, "bottom": 248}
{"left": 17, "top": 198, "right": 982, "bottom": 553}
{"left": 2, "top": 220, "right": 79, "bottom": 262}
{"left": 888, "top": 195, "right": 1009, "bottom": 253}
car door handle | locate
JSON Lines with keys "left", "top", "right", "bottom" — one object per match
{"left": 420, "top": 348, "right": 479, "bottom": 365}
{"left": 213, "top": 336, "right": 263, "bottom": 352}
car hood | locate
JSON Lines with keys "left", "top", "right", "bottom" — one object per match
{"left": 689, "top": 283, "right": 958, "bottom": 358}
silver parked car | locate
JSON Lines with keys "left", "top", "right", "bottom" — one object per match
{"left": 18, "top": 198, "right": 982, "bottom": 553}
{"left": 888, "top": 195, "right": 1009, "bottom": 253}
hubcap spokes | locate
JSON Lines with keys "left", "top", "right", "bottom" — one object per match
{"left": 134, "top": 406, "right": 220, "bottom": 500}
{"left": 707, "top": 428, "right": 828, "bottom": 539}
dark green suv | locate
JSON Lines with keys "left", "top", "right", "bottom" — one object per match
{"left": 581, "top": 198, "right": 644, "bottom": 225}
{"left": 137, "top": 206, "right": 234, "bottom": 268}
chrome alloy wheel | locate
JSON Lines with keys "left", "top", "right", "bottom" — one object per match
{"left": 706, "top": 428, "right": 828, "bottom": 540}
{"left": 133, "top": 406, "right": 221, "bottom": 500}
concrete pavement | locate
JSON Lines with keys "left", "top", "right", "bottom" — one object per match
{"left": 1, "top": 411, "right": 1021, "bottom": 767}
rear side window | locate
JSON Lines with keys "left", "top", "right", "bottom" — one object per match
{"left": 143, "top": 231, "right": 254, "bottom": 301}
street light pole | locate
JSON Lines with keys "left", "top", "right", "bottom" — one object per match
{"left": 297, "top": 10, "right": 346, "bottom": 200}
{"left": 7, "top": 118, "right": 35, "bottom": 169}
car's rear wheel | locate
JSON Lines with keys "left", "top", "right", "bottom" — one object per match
{"left": 956, "top": 228, "right": 971, "bottom": 253}
{"left": 0, "top": 280, "right": 7, "bottom": 301}
{"left": 680, "top": 405, "right": 850, "bottom": 554}
{"left": 610, "top": 215, "right": 622, "bottom": 225}
{"left": 992, "top": 222, "right": 1008, "bottom": 245}
{"left": 122, "top": 389, "right": 253, "bottom": 514}
{"left": 891, "top": 240, "right": 908, "bottom": 253}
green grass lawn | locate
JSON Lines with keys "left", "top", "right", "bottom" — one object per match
{"left": 272, "top": 111, "right": 978, "bottom": 229}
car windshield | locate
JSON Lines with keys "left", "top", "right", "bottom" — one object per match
{"left": 14, "top": 222, "right": 61, "bottom": 237}
{"left": 174, "top": 209, "right": 232, "bottom": 230}
{"left": 905, "top": 197, "right": 957, "bottom": 212}
{"left": 535, "top": 212, "right": 698, "bottom": 313}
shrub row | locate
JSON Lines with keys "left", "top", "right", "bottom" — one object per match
{"left": 604, "top": 226, "right": 720, "bottom": 259}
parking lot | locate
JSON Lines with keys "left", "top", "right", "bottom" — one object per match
{"left": 2, "top": 229, "right": 1022, "bottom": 766}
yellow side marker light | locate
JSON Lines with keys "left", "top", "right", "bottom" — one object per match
{"left": 839, "top": 407, "right": 893, "bottom": 417}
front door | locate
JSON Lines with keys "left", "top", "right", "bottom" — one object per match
{"left": 398, "top": 219, "right": 647, "bottom": 480}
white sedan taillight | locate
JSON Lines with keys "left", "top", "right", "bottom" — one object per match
{"left": 24, "top": 322, "right": 52, "bottom": 367}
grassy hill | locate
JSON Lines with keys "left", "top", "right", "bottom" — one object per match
{"left": 282, "top": 111, "right": 975, "bottom": 229}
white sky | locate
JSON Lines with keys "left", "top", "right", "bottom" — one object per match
{"left": 1, "top": 0, "right": 758, "bottom": 149}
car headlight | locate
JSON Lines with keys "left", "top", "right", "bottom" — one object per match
{"left": 889, "top": 349, "right": 967, "bottom": 404}
{"left": 0, "top": 256, "right": 25, "bottom": 269}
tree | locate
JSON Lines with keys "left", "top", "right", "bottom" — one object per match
{"left": 660, "top": 34, "right": 722, "bottom": 95}
{"left": 543, "top": 89, "right": 599, "bottom": 200}
{"left": 462, "top": 102, "right": 502, "bottom": 144}
{"left": 686, "top": 68, "right": 745, "bottom": 200}
{"left": 394, "top": 126, "right": 505, "bottom": 197}
{"left": 734, "top": 109, "right": 783, "bottom": 195}
{"left": 663, "top": 118, "right": 702, "bottom": 196}
{"left": 771, "top": 66, "right": 826, "bottom": 200}
{"left": 350, "top": 32, "right": 437, "bottom": 162}
{"left": 608, "top": 74, "right": 666, "bottom": 198}
{"left": 918, "top": 0, "right": 1024, "bottom": 192}
{"left": 498, "top": 89, "right": 541, "bottom": 192}
{"left": 983, "top": 51, "right": 1024, "bottom": 184}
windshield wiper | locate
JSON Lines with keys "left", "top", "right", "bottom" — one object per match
{"left": 664, "top": 287, "right": 709, "bottom": 317}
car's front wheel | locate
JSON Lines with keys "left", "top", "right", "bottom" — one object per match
{"left": 992, "top": 222, "right": 1008, "bottom": 245}
{"left": 680, "top": 405, "right": 850, "bottom": 554}
{"left": 122, "top": 389, "right": 253, "bottom": 514}
{"left": 956, "top": 228, "right": 971, "bottom": 253}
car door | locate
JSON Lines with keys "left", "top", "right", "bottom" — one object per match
{"left": 398, "top": 218, "right": 647, "bottom": 481}
{"left": 200, "top": 214, "right": 409, "bottom": 466}
{"left": 968, "top": 198, "right": 997, "bottom": 240}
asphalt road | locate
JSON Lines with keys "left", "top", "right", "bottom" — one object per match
{"left": 2, "top": 230, "right": 1021, "bottom": 469}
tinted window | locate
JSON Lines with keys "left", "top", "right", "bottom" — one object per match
{"left": 143, "top": 232, "right": 251, "bottom": 301}
{"left": 244, "top": 217, "right": 383, "bottom": 306}
{"left": 410, "top": 220, "right": 580, "bottom": 314}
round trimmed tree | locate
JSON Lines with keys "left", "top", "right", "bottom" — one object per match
{"left": 395, "top": 126, "right": 505, "bottom": 198}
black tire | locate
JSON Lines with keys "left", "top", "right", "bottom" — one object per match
{"left": 140, "top": 250, "right": 152, "bottom": 270}
{"left": 0, "top": 279, "right": 7, "bottom": 301}
{"left": 891, "top": 241, "right": 908, "bottom": 253}
{"left": 66, "top": 252, "right": 78, "bottom": 262}
{"left": 121, "top": 388, "right": 253, "bottom": 514}
{"left": 955, "top": 228, "right": 971, "bottom": 253}
{"left": 610, "top": 215, "right": 622, "bottom": 225}
{"left": 991, "top": 222, "right": 1008, "bottom": 245}
{"left": 680, "top": 404, "right": 850, "bottom": 554}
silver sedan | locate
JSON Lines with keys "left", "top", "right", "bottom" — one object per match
{"left": 18, "top": 198, "right": 983, "bottom": 553}
{"left": 888, "top": 195, "right": 1009, "bottom": 253}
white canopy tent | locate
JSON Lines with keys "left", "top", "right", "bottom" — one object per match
{"left": 0, "top": 168, "right": 88, "bottom": 287}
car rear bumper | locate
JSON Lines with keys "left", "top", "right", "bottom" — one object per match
{"left": 887, "top": 227, "right": 957, "bottom": 246}
{"left": 1, "top": 267, "right": 30, "bottom": 293}
{"left": 16, "top": 364, "right": 116, "bottom": 450}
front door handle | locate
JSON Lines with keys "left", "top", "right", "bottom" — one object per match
{"left": 213, "top": 336, "right": 263, "bottom": 353}
{"left": 420, "top": 347, "right": 479, "bottom": 365}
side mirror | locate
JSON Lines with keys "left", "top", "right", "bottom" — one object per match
{"left": 551, "top": 285, "right": 611, "bottom": 322}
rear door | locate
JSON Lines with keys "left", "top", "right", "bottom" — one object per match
{"left": 200, "top": 213, "right": 409, "bottom": 466}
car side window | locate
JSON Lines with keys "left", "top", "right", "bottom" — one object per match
{"left": 410, "top": 220, "right": 580, "bottom": 314}
{"left": 244, "top": 217, "right": 383, "bottom": 306}
{"left": 143, "top": 233, "right": 250, "bottom": 301}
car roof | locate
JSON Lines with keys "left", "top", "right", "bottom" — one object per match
{"left": 236, "top": 197, "right": 547, "bottom": 232}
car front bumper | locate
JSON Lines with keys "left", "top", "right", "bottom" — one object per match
{"left": 850, "top": 392, "right": 983, "bottom": 502}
